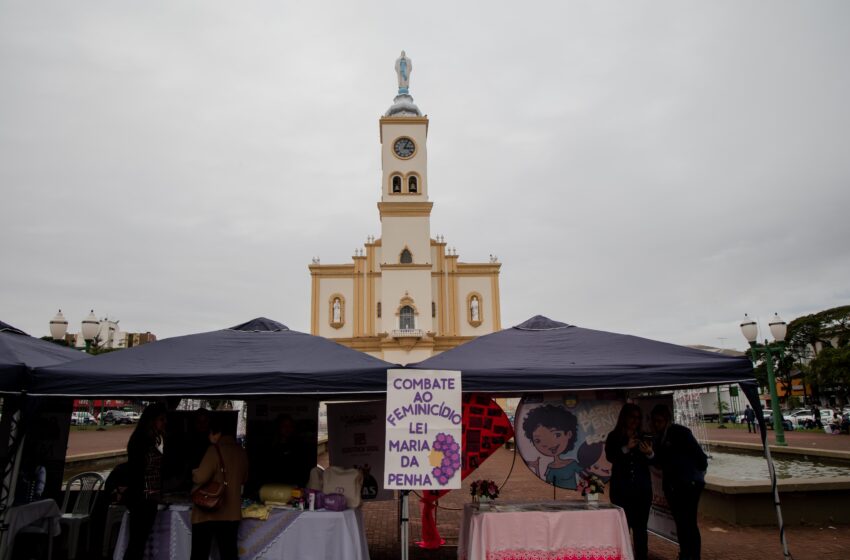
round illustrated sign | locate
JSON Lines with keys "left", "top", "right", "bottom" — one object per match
{"left": 514, "top": 394, "right": 623, "bottom": 491}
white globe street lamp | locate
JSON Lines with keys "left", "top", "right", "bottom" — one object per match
{"left": 49, "top": 309, "right": 68, "bottom": 341}
{"left": 740, "top": 312, "right": 789, "bottom": 446}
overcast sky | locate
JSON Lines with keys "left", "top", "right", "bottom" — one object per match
{"left": 2, "top": 1, "right": 849, "bottom": 351}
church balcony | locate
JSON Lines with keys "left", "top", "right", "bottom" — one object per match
{"left": 390, "top": 328, "right": 425, "bottom": 349}
{"left": 391, "top": 328, "right": 424, "bottom": 339}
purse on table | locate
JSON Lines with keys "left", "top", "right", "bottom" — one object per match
{"left": 191, "top": 445, "right": 227, "bottom": 511}
{"left": 323, "top": 493, "right": 347, "bottom": 511}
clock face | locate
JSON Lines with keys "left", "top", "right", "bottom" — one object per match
{"left": 393, "top": 137, "right": 415, "bottom": 158}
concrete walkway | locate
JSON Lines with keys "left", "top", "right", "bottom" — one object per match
{"left": 703, "top": 425, "right": 850, "bottom": 453}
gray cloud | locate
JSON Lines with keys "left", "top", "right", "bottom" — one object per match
{"left": 2, "top": 1, "right": 848, "bottom": 351}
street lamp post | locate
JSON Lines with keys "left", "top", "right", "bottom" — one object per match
{"left": 740, "top": 313, "right": 788, "bottom": 447}
{"left": 51, "top": 309, "right": 106, "bottom": 429}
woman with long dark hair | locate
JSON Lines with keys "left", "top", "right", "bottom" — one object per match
{"left": 605, "top": 403, "right": 653, "bottom": 560}
{"left": 123, "top": 403, "right": 167, "bottom": 560}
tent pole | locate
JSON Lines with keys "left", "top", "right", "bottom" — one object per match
{"left": 400, "top": 490, "right": 410, "bottom": 560}
{"left": 762, "top": 439, "right": 791, "bottom": 559}
{"left": 741, "top": 381, "right": 791, "bottom": 559}
{"left": 0, "top": 410, "right": 23, "bottom": 558}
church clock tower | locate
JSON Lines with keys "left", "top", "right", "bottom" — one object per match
{"left": 309, "top": 52, "right": 502, "bottom": 364}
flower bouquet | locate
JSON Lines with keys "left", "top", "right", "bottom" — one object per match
{"left": 470, "top": 479, "right": 499, "bottom": 509}
{"left": 578, "top": 473, "right": 605, "bottom": 506}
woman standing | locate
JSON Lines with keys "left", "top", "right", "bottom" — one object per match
{"left": 124, "top": 403, "right": 167, "bottom": 560}
{"left": 605, "top": 403, "right": 654, "bottom": 560}
{"left": 191, "top": 415, "right": 249, "bottom": 560}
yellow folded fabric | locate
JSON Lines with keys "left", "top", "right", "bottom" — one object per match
{"left": 241, "top": 504, "right": 272, "bottom": 521}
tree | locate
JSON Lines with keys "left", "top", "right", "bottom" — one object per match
{"left": 809, "top": 344, "right": 850, "bottom": 405}
{"left": 787, "top": 305, "right": 850, "bottom": 401}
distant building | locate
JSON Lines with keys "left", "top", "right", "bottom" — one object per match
{"left": 122, "top": 331, "right": 157, "bottom": 348}
{"left": 63, "top": 318, "right": 156, "bottom": 350}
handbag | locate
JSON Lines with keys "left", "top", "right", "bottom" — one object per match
{"left": 323, "top": 493, "right": 347, "bottom": 511}
{"left": 191, "top": 444, "right": 227, "bottom": 511}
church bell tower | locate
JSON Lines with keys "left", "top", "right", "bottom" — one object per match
{"left": 308, "top": 52, "right": 502, "bottom": 365}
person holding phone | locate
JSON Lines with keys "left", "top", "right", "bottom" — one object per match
{"left": 605, "top": 404, "right": 654, "bottom": 560}
{"left": 650, "top": 404, "right": 708, "bottom": 560}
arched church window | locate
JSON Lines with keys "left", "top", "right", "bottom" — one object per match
{"left": 392, "top": 175, "right": 402, "bottom": 193}
{"left": 377, "top": 302, "right": 382, "bottom": 318}
{"left": 400, "top": 306, "right": 415, "bottom": 330}
{"left": 408, "top": 176, "right": 418, "bottom": 193}
{"left": 432, "top": 302, "right": 436, "bottom": 318}
{"left": 400, "top": 248, "right": 413, "bottom": 264}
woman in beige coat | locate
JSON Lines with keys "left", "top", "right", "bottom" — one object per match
{"left": 191, "top": 415, "right": 249, "bottom": 560}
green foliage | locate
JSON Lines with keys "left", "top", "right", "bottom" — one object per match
{"left": 786, "top": 305, "right": 850, "bottom": 399}
{"left": 810, "top": 345, "right": 850, "bottom": 390}
{"left": 786, "top": 305, "right": 850, "bottom": 359}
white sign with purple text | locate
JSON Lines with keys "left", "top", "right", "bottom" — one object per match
{"left": 384, "top": 369, "right": 463, "bottom": 490}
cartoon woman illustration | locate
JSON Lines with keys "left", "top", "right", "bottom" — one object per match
{"left": 522, "top": 404, "right": 582, "bottom": 490}
{"left": 576, "top": 440, "right": 612, "bottom": 483}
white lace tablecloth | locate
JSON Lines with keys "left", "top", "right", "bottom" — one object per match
{"left": 458, "top": 501, "right": 634, "bottom": 560}
{"left": 0, "top": 499, "right": 62, "bottom": 560}
{"left": 113, "top": 506, "right": 369, "bottom": 560}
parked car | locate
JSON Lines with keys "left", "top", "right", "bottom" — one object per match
{"left": 761, "top": 410, "right": 794, "bottom": 431}
{"left": 102, "top": 410, "right": 133, "bottom": 424}
{"left": 786, "top": 409, "right": 815, "bottom": 427}
{"left": 124, "top": 411, "right": 141, "bottom": 423}
{"left": 70, "top": 411, "right": 97, "bottom": 425}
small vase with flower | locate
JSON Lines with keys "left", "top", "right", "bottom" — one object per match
{"left": 470, "top": 479, "right": 499, "bottom": 511}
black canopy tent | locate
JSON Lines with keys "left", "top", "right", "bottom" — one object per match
{"left": 410, "top": 316, "right": 789, "bottom": 559}
{"left": 0, "top": 320, "right": 91, "bottom": 555}
{"left": 18, "top": 315, "right": 790, "bottom": 558}
{"left": 0, "top": 320, "right": 89, "bottom": 394}
{"left": 409, "top": 316, "right": 756, "bottom": 393}
{"left": 28, "top": 318, "right": 396, "bottom": 398}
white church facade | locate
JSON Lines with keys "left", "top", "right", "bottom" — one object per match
{"left": 309, "top": 53, "right": 502, "bottom": 364}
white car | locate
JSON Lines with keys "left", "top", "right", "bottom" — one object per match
{"left": 786, "top": 409, "right": 814, "bottom": 426}
{"left": 70, "top": 411, "right": 97, "bottom": 425}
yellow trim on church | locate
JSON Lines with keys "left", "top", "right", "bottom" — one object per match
{"left": 377, "top": 201, "right": 433, "bottom": 218}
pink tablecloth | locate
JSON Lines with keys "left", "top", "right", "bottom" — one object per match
{"left": 459, "top": 502, "right": 634, "bottom": 560}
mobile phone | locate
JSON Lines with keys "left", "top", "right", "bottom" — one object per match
{"left": 640, "top": 433, "right": 654, "bottom": 441}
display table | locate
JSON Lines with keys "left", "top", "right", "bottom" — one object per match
{"left": 458, "top": 501, "right": 634, "bottom": 560}
{"left": 113, "top": 506, "right": 369, "bottom": 560}
{"left": 0, "top": 499, "right": 62, "bottom": 560}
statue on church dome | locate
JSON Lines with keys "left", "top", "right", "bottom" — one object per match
{"left": 395, "top": 51, "right": 413, "bottom": 94}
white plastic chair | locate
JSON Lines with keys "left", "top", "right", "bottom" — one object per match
{"left": 101, "top": 504, "right": 127, "bottom": 558}
{"left": 60, "top": 472, "right": 105, "bottom": 559}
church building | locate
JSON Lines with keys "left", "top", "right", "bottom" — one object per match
{"left": 309, "top": 52, "right": 502, "bottom": 364}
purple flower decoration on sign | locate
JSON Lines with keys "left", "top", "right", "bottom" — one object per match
{"left": 431, "top": 432, "right": 462, "bottom": 485}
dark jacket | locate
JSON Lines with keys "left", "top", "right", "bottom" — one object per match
{"left": 126, "top": 434, "right": 163, "bottom": 504}
{"left": 605, "top": 431, "right": 652, "bottom": 502}
{"left": 653, "top": 423, "right": 707, "bottom": 490}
